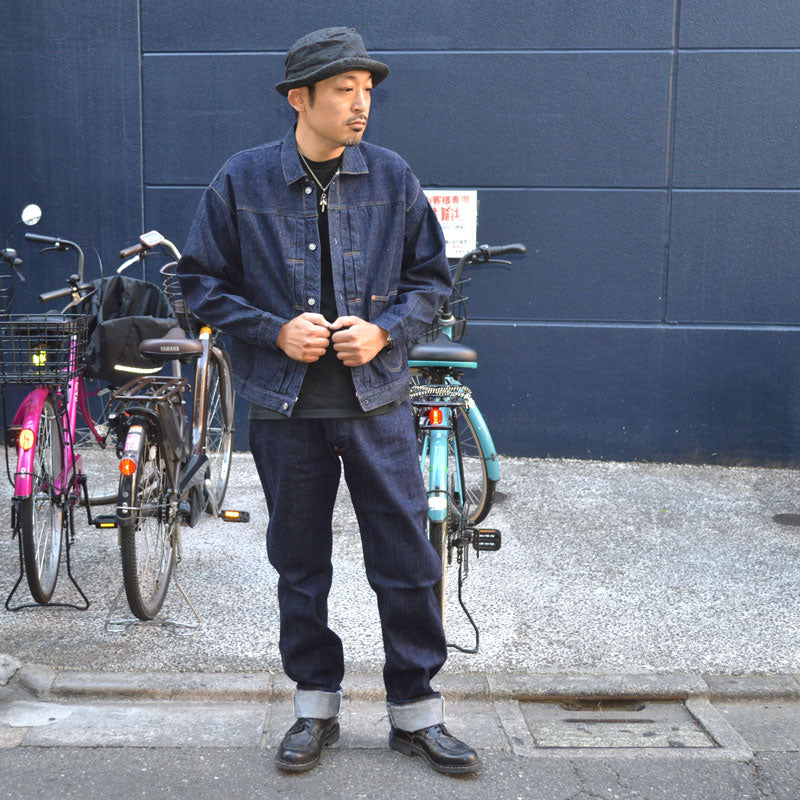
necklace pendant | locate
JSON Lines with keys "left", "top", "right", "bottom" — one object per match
{"left": 319, "top": 192, "right": 328, "bottom": 212}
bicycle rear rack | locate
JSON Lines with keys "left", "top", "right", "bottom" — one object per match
{"left": 111, "top": 375, "right": 188, "bottom": 404}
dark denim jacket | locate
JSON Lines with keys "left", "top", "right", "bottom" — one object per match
{"left": 177, "top": 128, "right": 451, "bottom": 415}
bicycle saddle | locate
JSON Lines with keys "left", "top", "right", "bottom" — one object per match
{"left": 138, "top": 326, "right": 203, "bottom": 359}
{"left": 408, "top": 333, "right": 477, "bottom": 364}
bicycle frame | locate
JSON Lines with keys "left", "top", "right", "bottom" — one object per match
{"left": 408, "top": 242, "right": 525, "bottom": 650}
{"left": 4, "top": 234, "right": 111, "bottom": 611}
{"left": 111, "top": 232, "right": 235, "bottom": 518}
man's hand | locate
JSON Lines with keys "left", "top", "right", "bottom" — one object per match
{"left": 277, "top": 313, "right": 332, "bottom": 362}
{"left": 330, "top": 316, "right": 389, "bottom": 367}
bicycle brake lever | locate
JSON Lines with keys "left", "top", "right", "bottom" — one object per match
{"left": 38, "top": 245, "right": 64, "bottom": 256}
{"left": 60, "top": 286, "right": 96, "bottom": 313}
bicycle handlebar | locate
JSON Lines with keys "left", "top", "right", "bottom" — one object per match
{"left": 38, "top": 282, "right": 93, "bottom": 304}
{"left": 119, "top": 242, "right": 144, "bottom": 259}
{"left": 479, "top": 243, "right": 526, "bottom": 259}
{"left": 24, "top": 232, "right": 86, "bottom": 283}
{"left": 24, "top": 233, "right": 61, "bottom": 246}
{"left": 118, "top": 231, "right": 181, "bottom": 274}
{"left": 450, "top": 242, "right": 526, "bottom": 293}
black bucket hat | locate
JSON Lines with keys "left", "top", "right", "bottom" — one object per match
{"left": 275, "top": 27, "right": 389, "bottom": 96}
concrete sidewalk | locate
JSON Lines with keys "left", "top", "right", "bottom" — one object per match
{"left": 1, "top": 660, "right": 799, "bottom": 799}
{"left": 2, "top": 451, "right": 800, "bottom": 797}
{"left": 1, "top": 451, "right": 798, "bottom": 677}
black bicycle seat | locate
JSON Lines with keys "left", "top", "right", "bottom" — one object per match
{"left": 408, "top": 333, "right": 477, "bottom": 363}
{"left": 139, "top": 327, "right": 203, "bottom": 359}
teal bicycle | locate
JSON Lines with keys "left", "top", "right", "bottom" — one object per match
{"left": 409, "top": 242, "right": 525, "bottom": 653}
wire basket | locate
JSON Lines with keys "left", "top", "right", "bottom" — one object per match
{"left": 414, "top": 273, "right": 469, "bottom": 343}
{"left": 0, "top": 314, "right": 89, "bottom": 385}
{"left": 160, "top": 260, "right": 201, "bottom": 336}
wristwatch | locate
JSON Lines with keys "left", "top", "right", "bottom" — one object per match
{"left": 383, "top": 329, "right": 394, "bottom": 351}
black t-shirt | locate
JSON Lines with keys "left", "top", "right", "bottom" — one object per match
{"left": 249, "top": 154, "right": 403, "bottom": 421}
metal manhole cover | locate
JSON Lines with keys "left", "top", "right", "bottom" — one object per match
{"left": 520, "top": 700, "right": 716, "bottom": 749}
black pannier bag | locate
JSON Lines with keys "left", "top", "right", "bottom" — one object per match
{"left": 84, "top": 275, "right": 177, "bottom": 385}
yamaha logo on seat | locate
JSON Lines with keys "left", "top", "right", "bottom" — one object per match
{"left": 160, "top": 345, "right": 180, "bottom": 352}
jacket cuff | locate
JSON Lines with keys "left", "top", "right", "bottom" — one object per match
{"left": 257, "top": 313, "right": 286, "bottom": 350}
{"left": 373, "top": 314, "right": 406, "bottom": 349}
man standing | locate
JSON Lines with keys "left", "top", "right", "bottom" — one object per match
{"left": 177, "top": 27, "right": 479, "bottom": 775}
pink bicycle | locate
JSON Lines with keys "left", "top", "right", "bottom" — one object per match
{"left": 2, "top": 220, "right": 107, "bottom": 610}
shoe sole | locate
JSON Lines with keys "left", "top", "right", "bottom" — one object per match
{"left": 276, "top": 725, "right": 340, "bottom": 772}
{"left": 389, "top": 736, "right": 481, "bottom": 775}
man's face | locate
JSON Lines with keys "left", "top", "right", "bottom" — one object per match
{"left": 293, "top": 70, "right": 373, "bottom": 154}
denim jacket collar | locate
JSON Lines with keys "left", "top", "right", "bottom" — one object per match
{"left": 280, "top": 126, "right": 369, "bottom": 185}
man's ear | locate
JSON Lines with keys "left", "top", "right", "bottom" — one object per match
{"left": 287, "top": 87, "right": 307, "bottom": 114}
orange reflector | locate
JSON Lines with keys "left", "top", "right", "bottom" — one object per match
{"left": 18, "top": 428, "right": 35, "bottom": 451}
{"left": 428, "top": 407, "right": 443, "bottom": 426}
{"left": 199, "top": 326, "right": 212, "bottom": 339}
{"left": 119, "top": 458, "right": 137, "bottom": 475}
{"left": 221, "top": 509, "right": 250, "bottom": 523}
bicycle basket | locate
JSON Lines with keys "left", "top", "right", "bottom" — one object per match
{"left": 414, "top": 272, "right": 469, "bottom": 343}
{"left": 0, "top": 314, "right": 89, "bottom": 385}
{"left": 160, "top": 261, "right": 201, "bottom": 336}
{"left": 84, "top": 275, "right": 177, "bottom": 385}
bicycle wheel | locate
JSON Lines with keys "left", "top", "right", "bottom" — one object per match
{"left": 118, "top": 432, "right": 176, "bottom": 620}
{"left": 203, "top": 347, "right": 234, "bottom": 512}
{"left": 455, "top": 409, "right": 496, "bottom": 524}
{"left": 20, "top": 395, "right": 64, "bottom": 603}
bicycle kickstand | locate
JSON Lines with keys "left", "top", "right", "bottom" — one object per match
{"left": 5, "top": 496, "right": 90, "bottom": 612}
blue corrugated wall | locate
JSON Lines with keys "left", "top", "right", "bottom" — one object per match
{"left": 3, "top": 1, "right": 800, "bottom": 463}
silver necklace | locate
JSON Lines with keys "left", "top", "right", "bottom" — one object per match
{"left": 298, "top": 152, "right": 339, "bottom": 212}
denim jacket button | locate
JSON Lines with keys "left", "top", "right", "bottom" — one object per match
{"left": 308, "top": 243, "right": 317, "bottom": 251}
{"left": 307, "top": 298, "right": 316, "bottom": 306}
{"left": 282, "top": 402, "right": 288, "bottom": 410}
{"left": 304, "top": 186, "right": 313, "bottom": 195}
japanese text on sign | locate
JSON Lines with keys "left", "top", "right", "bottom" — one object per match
{"left": 423, "top": 190, "right": 478, "bottom": 258}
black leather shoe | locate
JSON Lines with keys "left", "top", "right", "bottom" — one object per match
{"left": 276, "top": 717, "right": 340, "bottom": 772}
{"left": 389, "top": 724, "right": 480, "bottom": 775}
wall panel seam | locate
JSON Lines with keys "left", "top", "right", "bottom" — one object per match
{"left": 468, "top": 320, "right": 800, "bottom": 332}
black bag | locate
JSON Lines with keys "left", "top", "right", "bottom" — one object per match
{"left": 84, "top": 275, "right": 176, "bottom": 385}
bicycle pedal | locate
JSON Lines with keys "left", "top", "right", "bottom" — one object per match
{"left": 220, "top": 509, "right": 250, "bottom": 523}
{"left": 92, "top": 514, "right": 118, "bottom": 529}
{"left": 472, "top": 528, "right": 501, "bottom": 552}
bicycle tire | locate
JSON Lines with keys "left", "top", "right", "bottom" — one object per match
{"left": 456, "top": 410, "right": 496, "bottom": 524}
{"left": 20, "top": 395, "right": 64, "bottom": 603}
{"left": 118, "top": 430, "right": 176, "bottom": 620}
{"left": 203, "top": 347, "right": 234, "bottom": 513}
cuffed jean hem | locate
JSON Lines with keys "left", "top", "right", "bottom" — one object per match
{"left": 293, "top": 689, "right": 342, "bottom": 720}
{"left": 387, "top": 695, "right": 445, "bottom": 732}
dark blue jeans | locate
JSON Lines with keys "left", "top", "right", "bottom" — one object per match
{"left": 249, "top": 400, "right": 447, "bottom": 707}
